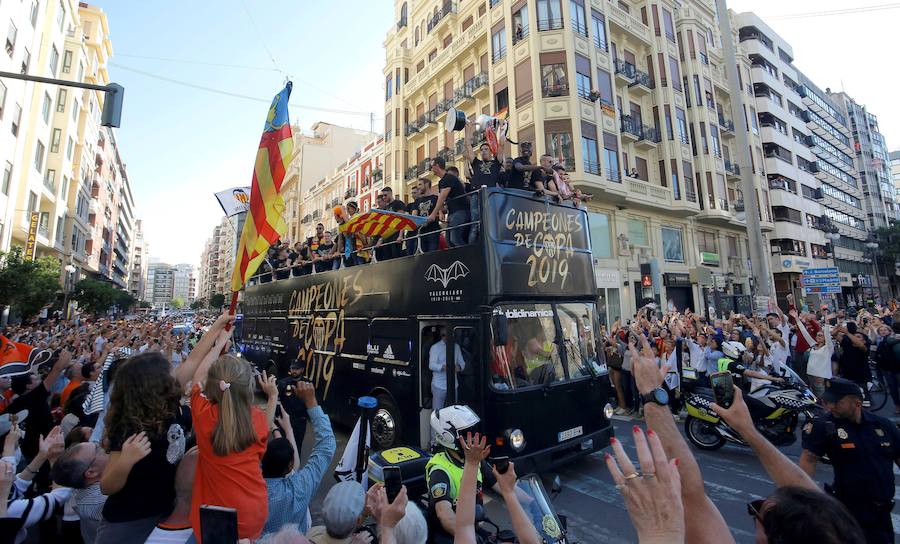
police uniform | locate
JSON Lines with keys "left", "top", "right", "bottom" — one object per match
{"left": 802, "top": 379, "right": 900, "bottom": 544}
{"left": 426, "top": 451, "right": 497, "bottom": 544}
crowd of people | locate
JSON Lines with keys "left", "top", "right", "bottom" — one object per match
{"left": 256, "top": 123, "right": 594, "bottom": 282}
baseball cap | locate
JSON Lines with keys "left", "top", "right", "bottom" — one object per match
{"left": 821, "top": 378, "right": 864, "bottom": 404}
{"left": 322, "top": 481, "right": 366, "bottom": 537}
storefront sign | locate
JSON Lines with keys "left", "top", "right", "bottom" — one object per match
{"left": 24, "top": 212, "right": 39, "bottom": 261}
{"left": 699, "top": 252, "right": 720, "bottom": 266}
{"left": 664, "top": 273, "right": 691, "bottom": 287}
{"left": 593, "top": 267, "right": 621, "bottom": 289}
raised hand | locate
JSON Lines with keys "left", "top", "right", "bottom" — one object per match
{"left": 258, "top": 370, "right": 278, "bottom": 400}
{"left": 459, "top": 432, "right": 490, "bottom": 465}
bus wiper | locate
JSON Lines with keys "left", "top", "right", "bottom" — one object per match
{"left": 562, "top": 338, "right": 593, "bottom": 376}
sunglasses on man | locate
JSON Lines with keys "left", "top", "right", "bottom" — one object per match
{"left": 747, "top": 498, "right": 766, "bottom": 523}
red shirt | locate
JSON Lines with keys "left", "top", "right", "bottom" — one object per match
{"left": 788, "top": 306, "right": 821, "bottom": 354}
{"left": 189, "top": 384, "right": 268, "bottom": 541}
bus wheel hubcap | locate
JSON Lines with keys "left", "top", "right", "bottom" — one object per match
{"left": 373, "top": 409, "right": 396, "bottom": 446}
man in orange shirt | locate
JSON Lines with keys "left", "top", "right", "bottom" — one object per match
{"left": 60, "top": 364, "right": 84, "bottom": 409}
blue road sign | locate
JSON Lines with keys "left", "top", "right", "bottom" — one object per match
{"left": 804, "top": 285, "right": 842, "bottom": 294}
{"left": 803, "top": 267, "right": 839, "bottom": 276}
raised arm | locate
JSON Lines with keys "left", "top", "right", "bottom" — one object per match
{"left": 454, "top": 433, "right": 490, "bottom": 544}
{"left": 493, "top": 464, "right": 540, "bottom": 544}
{"left": 288, "top": 383, "right": 336, "bottom": 489}
{"left": 43, "top": 349, "right": 73, "bottom": 392}
{"left": 174, "top": 312, "right": 232, "bottom": 386}
{"left": 791, "top": 310, "right": 815, "bottom": 347}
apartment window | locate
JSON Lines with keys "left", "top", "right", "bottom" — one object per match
{"left": 536, "top": 0, "right": 563, "bottom": 31}
{"left": 662, "top": 8, "right": 675, "bottom": 42}
{"left": 575, "top": 55, "right": 591, "bottom": 99}
{"left": 750, "top": 106, "right": 759, "bottom": 134}
{"left": 582, "top": 121, "right": 600, "bottom": 175}
{"left": 772, "top": 206, "right": 802, "bottom": 224}
{"left": 697, "top": 231, "right": 718, "bottom": 255}
{"left": 21, "top": 48, "right": 30, "bottom": 74}
{"left": 651, "top": 5, "right": 661, "bottom": 36}
{"left": 0, "top": 81, "right": 5, "bottom": 119}
{"left": 34, "top": 141, "right": 46, "bottom": 172}
{"left": 591, "top": 9, "right": 607, "bottom": 50}
{"left": 2, "top": 162, "right": 11, "bottom": 195}
{"left": 545, "top": 120, "right": 574, "bottom": 169}
{"left": 428, "top": 49, "right": 437, "bottom": 61}
{"left": 49, "top": 45, "right": 59, "bottom": 76}
{"left": 44, "top": 169, "right": 55, "bottom": 191}
{"left": 633, "top": 157, "right": 647, "bottom": 181}
{"left": 27, "top": 192, "right": 38, "bottom": 215}
{"left": 61, "top": 175, "right": 68, "bottom": 198}
{"left": 675, "top": 107, "right": 688, "bottom": 144}
{"left": 692, "top": 75, "right": 702, "bottom": 106}
{"left": 495, "top": 78, "right": 509, "bottom": 112}
{"left": 77, "top": 61, "right": 83, "bottom": 81}
{"left": 512, "top": 3, "right": 529, "bottom": 43}
{"left": 771, "top": 238, "right": 806, "bottom": 257}
{"left": 699, "top": 122, "right": 708, "bottom": 154}
{"left": 661, "top": 227, "right": 684, "bottom": 262}
{"left": 55, "top": 215, "right": 64, "bottom": 243}
{"left": 657, "top": 52, "right": 667, "bottom": 86}
{"left": 587, "top": 211, "right": 612, "bottom": 258}
{"left": 57, "top": 0, "right": 65, "bottom": 30}
{"left": 30, "top": 1, "right": 40, "bottom": 26}
{"left": 668, "top": 56, "right": 681, "bottom": 91}
{"left": 56, "top": 88, "right": 66, "bottom": 112}
{"left": 62, "top": 49, "right": 72, "bottom": 73}
{"left": 6, "top": 21, "right": 16, "bottom": 57}
{"left": 603, "top": 132, "right": 620, "bottom": 181}
{"left": 663, "top": 106, "right": 673, "bottom": 140}
{"left": 492, "top": 24, "right": 506, "bottom": 62}
{"left": 671, "top": 159, "right": 681, "bottom": 199}
{"left": 41, "top": 92, "right": 51, "bottom": 123}
{"left": 71, "top": 100, "right": 78, "bottom": 122}
{"left": 628, "top": 218, "right": 649, "bottom": 247}
{"left": 50, "top": 128, "right": 61, "bottom": 153}
{"left": 596, "top": 68, "right": 613, "bottom": 107}
{"left": 514, "top": 58, "right": 533, "bottom": 105}
{"left": 385, "top": 75, "right": 392, "bottom": 101}
{"left": 570, "top": 0, "right": 587, "bottom": 36}
{"left": 11, "top": 104, "right": 21, "bottom": 136}
{"left": 540, "top": 53, "right": 568, "bottom": 97}
{"left": 710, "top": 126, "right": 721, "bottom": 157}
{"left": 66, "top": 136, "right": 73, "bottom": 159}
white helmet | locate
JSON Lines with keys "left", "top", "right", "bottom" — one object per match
{"left": 430, "top": 405, "right": 480, "bottom": 451}
{"left": 722, "top": 340, "right": 747, "bottom": 361}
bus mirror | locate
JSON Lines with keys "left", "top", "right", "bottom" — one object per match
{"left": 492, "top": 314, "right": 508, "bottom": 346}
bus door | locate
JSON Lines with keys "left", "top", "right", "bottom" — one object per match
{"left": 416, "top": 319, "right": 482, "bottom": 449}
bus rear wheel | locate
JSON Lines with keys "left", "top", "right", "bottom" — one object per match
{"left": 372, "top": 395, "right": 402, "bottom": 451}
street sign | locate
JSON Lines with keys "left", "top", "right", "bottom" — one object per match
{"left": 803, "top": 267, "right": 839, "bottom": 276}
{"left": 24, "top": 212, "right": 38, "bottom": 261}
{"left": 804, "top": 285, "right": 842, "bottom": 294}
{"left": 800, "top": 276, "right": 841, "bottom": 286}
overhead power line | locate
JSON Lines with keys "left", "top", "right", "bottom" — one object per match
{"left": 766, "top": 3, "right": 900, "bottom": 20}
{"left": 108, "top": 62, "right": 382, "bottom": 119}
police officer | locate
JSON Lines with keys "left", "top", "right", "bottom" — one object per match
{"left": 277, "top": 360, "right": 309, "bottom": 447}
{"left": 800, "top": 378, "right": 900, "bottom": 543}
{"left": 425, "top": 405, "right": 500, "bottom": 544}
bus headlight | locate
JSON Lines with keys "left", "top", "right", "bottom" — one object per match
{"left": 507, "top": 429, "right": 526, "bottom": 452}
{"left": 604, "top": 403, "right": 615, "bottom": 419}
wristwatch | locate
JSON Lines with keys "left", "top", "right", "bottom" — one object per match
{"left": 641, "top": 387, "right": 670, "bottom": 406}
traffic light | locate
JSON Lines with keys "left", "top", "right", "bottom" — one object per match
{"left": 101, "top": 83, "right": 124, "bottom": 127}
{"left": 640, "top": 263, "right": 653, "bottom": 288}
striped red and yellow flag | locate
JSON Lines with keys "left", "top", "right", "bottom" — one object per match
{"left": 231, "top": 82, "right": 294, "bottom": 292}
{"left": 339, "top": 209, "right": 427, "bottom": 239}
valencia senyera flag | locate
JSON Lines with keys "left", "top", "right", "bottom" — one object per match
{"left": 231, "top": 83, "right": 294, "bottom": 292}
{"left": 338, "top": 208, "right": 426, "bottom": 239}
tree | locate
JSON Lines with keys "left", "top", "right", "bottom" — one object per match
{"left": 209, "top": 293, "right": 226, "bottom": 309}
{"left": 113, "top": 290, "right": 137, "bottom": 312}
{"left": 876, "top": 224, "right": 900, "bottom": 264}
{"left": 171, "top": 297, "right": 185, "bottom": 310}
{"left": 139, "top": 301, "right": 152, "bottom": 309}
{"left": 72, "top": 279, "right": 118, "bottom": 314}
{"left": 0, "top": 246, "right": 61, "bottom": 320}
{"left": 190, "top": 299, "right": 205, "bottom": 310}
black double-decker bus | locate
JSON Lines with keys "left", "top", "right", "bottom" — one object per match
{"left": 239, "top": 189, "right": 613, "bottom": 471}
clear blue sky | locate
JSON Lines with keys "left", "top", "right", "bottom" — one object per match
{"left": 102, "top": 0, "right": 897, "bottom": 267}
{"left": 102, "top": 0, "right": 392, "bottom": 266}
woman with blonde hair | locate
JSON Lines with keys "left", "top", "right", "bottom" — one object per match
{"left": 174, "top": 313, "right": 278, "bottom": 542}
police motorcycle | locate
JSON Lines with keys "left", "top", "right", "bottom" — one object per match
{"left": 369, "top": 405, "right": 572, "bottom": 544}
{"left": 683, "top": 341, "right": 820, "bottom": 451}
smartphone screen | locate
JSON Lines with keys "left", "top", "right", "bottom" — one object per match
{"left": 383, "top": 466, "right": 402, "bottom": 504}
{"left": 710, "top": 372, "right": 734, "bottom": 409}
{"left": 200, "top": 505, "right": 238, "bottom": 544}
{"left": 492, "top": 456, "right": 510, "bottom": 475}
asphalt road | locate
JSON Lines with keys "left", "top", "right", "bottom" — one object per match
{"left": 302, "top": 408, "right": 900, "bottom": 544}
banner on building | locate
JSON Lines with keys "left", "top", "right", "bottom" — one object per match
{"left": 24, "top": 212, "right": 39, "bottom": 261}
{"left": 215, "top": 186, "right": 252, "bottom": 217}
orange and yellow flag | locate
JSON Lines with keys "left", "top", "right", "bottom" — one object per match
{"left": 231, "top": 83, "right": 294, "bottom": 292}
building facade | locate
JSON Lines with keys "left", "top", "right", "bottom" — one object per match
{"left": 384, "top": 0, "right": 780, "bottom": 320}
{"left": 128, "top": 218, "right": 148, "bottom": 301}
{"left": 171, "top": 263, "right": 195, "bottom": 304}
{"left": 0, "top": 1, "right": 139, "bottom": 295}
{"left": 891, "top": 150, "right": 900, "bottom": 203}
{"left": 197, "top": 215, "right": 241, "bottom": 303}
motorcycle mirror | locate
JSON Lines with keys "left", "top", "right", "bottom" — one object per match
{"left": 551, "top": 475, "right": 562, "bottom": 497}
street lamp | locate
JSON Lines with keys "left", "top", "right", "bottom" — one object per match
{"left": 866, "top": 234, "right": 882, "bottom": 303}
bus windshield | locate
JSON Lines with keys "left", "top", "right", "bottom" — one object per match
{"left": 490, "top": 302, "right": 601, "bottom": 391}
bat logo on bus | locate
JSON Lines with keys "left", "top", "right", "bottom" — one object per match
{"left": 425, "top": 261, "right": 470, "bottom": 288}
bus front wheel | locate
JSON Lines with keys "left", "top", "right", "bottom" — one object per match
{"left": 372, "top": 395, "right": 402, "bottom": 450}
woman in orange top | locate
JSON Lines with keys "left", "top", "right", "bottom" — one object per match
{"left": 173, "top": 314, "right": 278, "bottom": 542}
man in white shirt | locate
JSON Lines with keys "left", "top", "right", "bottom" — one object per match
{"left": 428, "top": 329, "right": 465, "bottom": 413}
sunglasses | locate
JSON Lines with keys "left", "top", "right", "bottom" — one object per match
{"left": 747, "top": 498, "right": 765, "bottom": 523}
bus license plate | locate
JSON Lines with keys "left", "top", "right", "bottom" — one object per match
{"left": 558, "top": 426, "right": 583, "bottom": 442}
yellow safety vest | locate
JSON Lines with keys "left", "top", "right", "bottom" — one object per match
{"left": 425, "top": 451, "right": 482, "bottom": 505}
{"left": 717, "top": 357, "right": 732, "bottom": 373}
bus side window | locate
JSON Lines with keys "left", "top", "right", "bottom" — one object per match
{"left": 420, "top": 326, "right": 439, "bottom": 409}
{"left": 453, "top": 327, "right": 477, "bottom": 407}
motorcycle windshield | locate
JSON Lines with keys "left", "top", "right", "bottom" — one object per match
{"left": 781, "top": 365, "right": 810, "bottom": 389}
{"left": 514, "top": 474, "right": 567, "bottom": 543}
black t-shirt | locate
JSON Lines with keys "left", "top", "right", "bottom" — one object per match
{"left": 102, "top": 406, "right": 192, "bottom": 522}
{"left": 412, "top": 195, "right": 439, "bottom": 233}
{"left": 840, "top": 335, "right": 870, "bottom": 383}
{"left": 438, "top": 173, "right": 467, "bottom": 214}
{"left": 506, "top": 157, "right": 534, "bottom": 190}
{"left": 470, "top": 158, "right": 502, "bottom": 190}
{"left": 4, "top": 382, "right": 52, "bottom": 459}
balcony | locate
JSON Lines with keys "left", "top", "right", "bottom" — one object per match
{"left": 542, "top": 83, "right": 569, "bottom": 98}
{"left": 626, "top": 178, "right": 671, "bottom": 208}
{"left": 614, "top": 59, "right": 636, "bottom": 85}
{"left": 620, "top": 116, "right": 660, "bottom": 148}
{"left": 536, "top": 18, "right": 564, "bottom": 31}
{"left": 635, "top": 126, "right": 661, "bottom": 149}
{"left": 605, "top": 0, "right": 651, "bottom": 44}
{"left": 512, "top": 24, "right": 529, "bottom": 45}
{"left": 724, "top": 160, "right": 741, "bottom": 180}
{"left": 628, "top": 69, "right": 653, "bottom": 95}
{"left": 396, "top": 16, "right": 407, "bottom": 30}
{"left": 584, "top": 159, "right": 601, "bottom": 176}
{"left": 427, "top": 2, "right": 457, "bottom": 34}
{"left": 620, "top": 115, "right": 641, "bottom": 142}
{"left": 718, "top": 115, "right": 735, "bottom": 136}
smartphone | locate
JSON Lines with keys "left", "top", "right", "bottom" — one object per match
{"left": 383, "top": 466, "right": 402, "bottom": 504}
{"left": 492, "top": 456, "right": 510, "bottom": 475}
{"left": 709, "top": 372, "right": 734, "bottom": 409}
{"left": 200, "top": 505, "right": 238, "bottom": 544}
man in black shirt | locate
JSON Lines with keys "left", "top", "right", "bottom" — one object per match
{"left": 464, "top": 127, "right": 505, "bottom": 244}
{"left": 410, "top": 178, "right": 440, "bottom": 255}
{"left": 427, "top": 157, "right": 469, "bottom": 248}
{"left": 506, "top": 142, "right": 544, "bottom": 190}
{"left": 375, "top": 187, "right": 407, "bottom": 261}
{"left": 837, "top": 322, "right": 871, "bottom": 403}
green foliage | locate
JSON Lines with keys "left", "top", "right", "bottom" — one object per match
{"left": 876, "top": 224, "right": 900, "bottom": 263}
{"left": 73, "top": 278, "right": 134, "bottom": 314}
{"left": 209, "top": 293, "right": 226, "bottom": 309}
{"left": 139, "top": 300, "right": 152, "bottom": 309}
{"left": 170, "top": 297, "right": 185, "bottom": 309}
{"left": 190, "top": 299, "right": 205, "bottom": 310}
{"left": 0, "top": 246, "right": 61, "bottom": 319}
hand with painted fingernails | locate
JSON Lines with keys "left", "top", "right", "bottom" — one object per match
{"left": 605, "top": 426, "right": 684, "bottom": 544}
